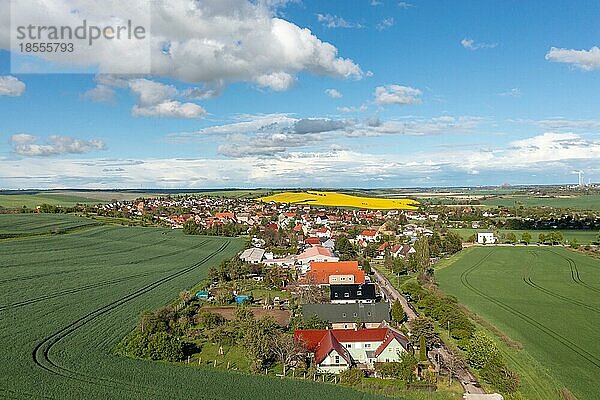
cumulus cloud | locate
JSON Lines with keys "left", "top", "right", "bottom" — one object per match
{"left": 0, "top": 76, "right": 26, "bottom": 96}
{"left": 461, "top": 38, "right": 497, "bottom": 50}
{"left": 545, "top": 46, "right": 600, "bottom": 71}
{"left": 100, "top": 77, "right": 207, "bottom": 118}
{"left": 132, "top": 101, "right": 207, "bottom": 118}
{"left": 374, "top": 85, "right": 422, "bottom": 105}
{"left": 81, "top": 84, "right": 116, "bottom": 103}
{"left": 10, "top": 134, "right": 106, "bottom": 157}
{"left": 3, "top": 1, "right": 362, "bottom": 89}
{"left": 325, "top": 88, "right": 343, "bottom": 98}
{"left": 316, "top": 13, "right": 363, "bottom": 29}
{"left": 376, "top": 17, "right": 394, "bottom": 31}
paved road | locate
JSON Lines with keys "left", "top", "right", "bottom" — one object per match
{"left": 372, "top": 267, "right": 485, "bottom": 395}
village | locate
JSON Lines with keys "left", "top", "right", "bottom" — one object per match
{"left": 107, "top": 194, "right": 516, "bottom": 400}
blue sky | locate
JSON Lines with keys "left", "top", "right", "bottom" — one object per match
{"left": 0, "top": 0, "right": 599, "bottom": 189}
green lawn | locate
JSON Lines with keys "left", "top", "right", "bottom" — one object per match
{"left": 451, "top": 228, "right": 599, "bottom": 244}
{"left": 0, "top": 215, "right": 392, "bottom": 400}
{"left": 436, "top": 247, "right": 600, "bottom": 400}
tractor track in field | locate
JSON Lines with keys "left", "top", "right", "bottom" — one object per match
{"left": 546, "top": 249, "right": 600, "bottom": 295}
{"left": 0, "top": 231, "right": 184, "bottom": 269}
{"left": 459, "top": 249, "right": 600, "bottom": 370}
{"left": 521, "top": 251, "right": 600, "bottom": 315}
{"left": 30, "top": 240, "right": 231, "bottom": 398}
{"left": 0, "top": 226, "right": 142, "bottom": 255}
{"left": 0, "top": 238, "right": 211, "bottom": 310}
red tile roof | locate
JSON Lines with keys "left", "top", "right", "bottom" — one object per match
{"left": 361, "top": 230, "right": 378, "bottom": 236}
{"left": 307, "top": 261, "right": 365, "bottom": 284}
{"left": 294, "top": 328, "right": 409, "bottom": 364}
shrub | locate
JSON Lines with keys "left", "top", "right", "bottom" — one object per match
{"left": 339, "top": 368, "right": 364, "bottom": 386}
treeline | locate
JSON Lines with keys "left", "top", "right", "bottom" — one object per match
{"left": 401, "top": 280, "right": 520, "bottom": 394}
{"left": 183, "top": 219, "right": 247, "bottom": 237}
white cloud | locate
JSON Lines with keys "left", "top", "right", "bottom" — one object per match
{"left": 81, "top": 84, "right": 116, "bottom": 103}
{"left": 374, "top": 85, "right": 422, "bottom": 105}
{"left": 398, "top": 2, "right": 414, "bottom": 9}
{"left": 316, "top": 13, "right": 363, "bottom": 29}
{"left": 125, "top": 78, "right": 206, "bottom": 118}
{"left": 2, "top": 131, "right": 599, "bottom": 188}
{"left": 536, "top": 118, "right": 600, "bottom": 131}
{"left": 545, "top": 46, "right": 600, "bottom": 71}
{"left": 371, "top": 0, "right": 383, "bottom": 6}
{"left": 325, "top": 88, "right": 343, "bottom": 98}
{"left": 498, "top": 88, "right": 521, "bottom": 97}
{"left": 348, "top": 116, "right": 481, "bottom": 136}
{"left": 376, "top": 17, "right": 394, "bottom": 31}
{"left": 461, "top": 38, "right": 497, "bottom": 50}
{"left": 254, "top": 72, "right": 296, "bottom": 91}
{"left": 0, "top": 76, "right": 26, "bottom": 96}
{"left": 337, "top": 104, "right": 368, "bottom": 113}
{"left": 10, "top": 134, "right": 106, "bottom": 157}
{"left": 132, "top": 100, "right": 207, "bottom": 118}
{"left": 2, "top": 0, "right": 362, "bottom": 89}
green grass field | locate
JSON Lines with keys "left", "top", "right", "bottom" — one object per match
{"left": 0, "top": 194, "right": 102, "bottom": 208}
{"left": 451, "top": 228, "right": 599, "bottom": 244}
{"left": 436, "top": 247, "right": 600, "bottom": 400}
{"left": 482, "top": 195, "right": 600, "bottom": 211}
{"left": 0, "top": 213, "right": 99, "bottom": 236}
{"left": 0, "top": 215, "right": 391, "bottom": 400}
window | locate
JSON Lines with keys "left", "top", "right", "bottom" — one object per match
{"left": 342, "top": 312, "right": 347, "bottom": 317}
{"left": 353, "top": 313, "right": 357, "bottom": 317}
{"left": 344, "top": 293, "right": 350, "bottom": 298}
{"left": 346, "top": 343, "right": 352, "bottom": 349}
{"left": 340, "top": 277, "right": 345, "bottom": 280}
{"left": 357, "top": 291, "right": 362, "bottom": 295}
{"left": 365, "top": 343, "right": 371, "bottom": 348}
{"left": 367, "top": 312, "right": 371, "bottom": 316}
{"left": 335, "top": 355, "right": 340, "bottom": 364}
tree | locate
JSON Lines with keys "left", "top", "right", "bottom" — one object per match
{"left": 538, "top": 233, "right": 546, "bottom": 244}
{"left": 419, "top": 335, "right": 427, "bottom": 362}
{"left": 362, "top": 258, "right": 371, "bottom": 274}
{"left": 270, "top": 332, "right": 306, "bottom": 376}
{"left": 466, "top": 331, "right": 500, "bottom": 369}
{"left": 414, "top": 236, "right": 430, "bottom": 276}
{"left": 182, "top": 219, "right": 198, "bottom": 235}
{"left": 240, "top": 316, "right": 279, "bottom": 371}
{"left": 521, "top": 232, "right": 532, "bottom": 245}
{"left": 409, "top": 316, "right": 439, "bottom": 347}
{"left": 300, "top": 314, "right": 330, "bottom": 330}
{"left": 390, "top": 300, "right": 405, "bottom": 323}
{"left": 442, "top": 231, "right": 463, "bottom": 254}
{"left": 441, "top": 347, "right": 466, "bottom": 385}
{"left": 398, "top": 351, "right": 418, "bottom": 383}
{"left": 505, "top": 232, "right": 517, "bottom": 244}
{"left": 179, "top": 290, "right": 192, "bottom": 306}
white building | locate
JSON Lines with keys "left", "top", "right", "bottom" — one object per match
{"left": 476, "top": 232, "right": 496, "bottom": 244}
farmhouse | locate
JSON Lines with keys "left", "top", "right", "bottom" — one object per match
{"left": 330, "top": 284, "right": 377, "bottom": 304}
{"left": 476, "top": 232, "right": 496, "bottom": 244}
{"left": 306, "top": 261, "right": 365, "bottom": 285}
{"left": 294, "top": 327, "right": 410, "bottom": 373}
{"left": 302, "top": 302, "right": 390, "bottom": 329}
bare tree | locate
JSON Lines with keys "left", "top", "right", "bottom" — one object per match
{"left": 270, "top": 332, "right": 307, "bottom": 376}
{"left": 440, "top": 348, "right": 466, "bottom": 386}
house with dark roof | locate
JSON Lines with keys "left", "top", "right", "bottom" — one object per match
{"left": 294, "top": 327, "right": 410, "bottom": 373}
{"left": 302, "top": 302, "right": 390, "bottom": 329}
{"left": 330, "top": 283, "right": 376, "bottom": 304}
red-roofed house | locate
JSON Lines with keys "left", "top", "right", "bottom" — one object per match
{"left": 305, "top": 237, "right": 321, "bottom": 246}
{"left": 215, "top": 212, "right": 235, "bottom": 221}
{"left": 294, "top": 327, "right": 410, "bottom": 373}
{"left": 306, "top": 261, "right": 365, "bottom": 285}
{"left": 356, "top": 229, "right": 380, "bottom": 242}
{"left": 297, "top": 246, "right": 339, "bottom": 273}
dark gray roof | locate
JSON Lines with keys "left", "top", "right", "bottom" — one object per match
{"left": 302, "top": 302, "right": 390, "bottom": 323}
{"left": 330, "top": 284, "right": 376, "bottom": 301}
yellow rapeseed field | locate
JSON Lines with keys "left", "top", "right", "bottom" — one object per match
{"left": 258, "top": 191, "right": 419, "bottom": 210}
